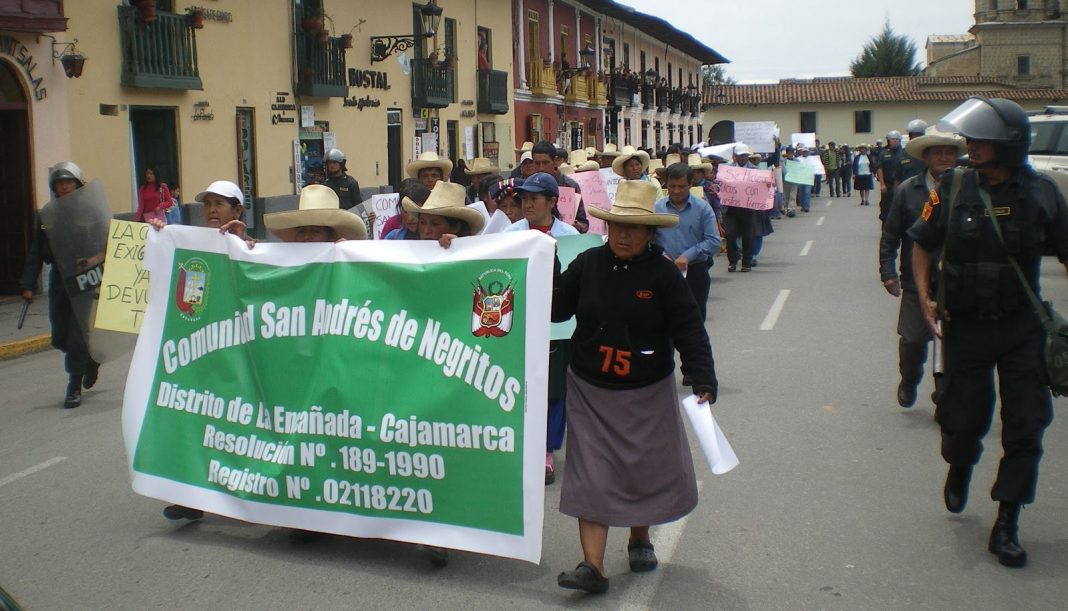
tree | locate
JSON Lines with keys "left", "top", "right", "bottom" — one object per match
{"left": 702, "top": 64, "right": 736, "bottom": 86}
{"left": 850, "top": 21, "right": 921, "bottom": 77}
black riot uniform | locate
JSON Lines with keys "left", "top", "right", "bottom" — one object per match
{"left": 877, "top": 137, "right": 902, "bottom": 222}
{"left": 908, "top": 97, "right": 1068, "bottom": 568}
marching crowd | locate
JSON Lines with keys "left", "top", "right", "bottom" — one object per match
{"left": 17, "top": 96, "right": 1068, "bottom": 591}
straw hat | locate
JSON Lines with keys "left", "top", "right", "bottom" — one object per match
{"left": 588, "top": 180, "right": 678, "bottom": 227}
{"left": 464, "top": 157, "right": 500, "bottom": 175}
{"left": 686, "top": 153, "right": 714, "bottom": 173}
{"left": 600, "top": 143, "right": 621, "bottom": 157}
{"left": 264, "top": 184, "right": 367, "bottom": 241}
{"left": 904, "top": 128, "right": 966, "bottom": 158}
{"left": 611, "top": 145, "right": 651, "bottom": 177}
{"left": 584, "top": 146, "right": 598, "bottom": 157}
{"left": 559, "top": 163, "right": 575, "bottom": 176}
{"left": 406, "top": 152, "right": 453, "bottom": 178}
{"left": 402, "top": 181, "right": 485, "bottom": 234}
{"left": 649, "top": 157, "right": 666, "bottom": 180}
{"left": 569, "top": 150, "right": 600, "bottom": 172}
{"left": 515, "top": 141, "right": 534, "bottom": 153}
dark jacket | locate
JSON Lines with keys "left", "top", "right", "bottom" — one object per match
{"left": 20, "top": 215, "right": 56, "bottom": 293}
{"left": 880, "top": 173, "right": 936, "bottom": 292}
{"left": 323, "top": 173, "right": 363, "bottom": 209}
{"left": 552, "top": 243, "right": 717, "bottom": 397}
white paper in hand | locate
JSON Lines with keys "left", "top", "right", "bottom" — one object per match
{"left": 681, "top": 395, "right": 739, "bottom": 475}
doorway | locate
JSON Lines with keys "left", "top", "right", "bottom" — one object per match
{"left": 0, "top": 60, "right": 32, "bottom": 295}
{"left": 129, "top": 107, "right": 180, "bottom": 208}
{"left": 387, "top": 108, "right": 402, "bottom": 189}
{"left": 447, "top": 120, "right": 459, "bottom": 165}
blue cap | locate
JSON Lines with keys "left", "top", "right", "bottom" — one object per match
{"left": 516, "top": 172, "right": 559, "bottom": 198}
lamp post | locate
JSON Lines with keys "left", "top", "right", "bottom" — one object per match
{"left": 579, "top": 45, "right": 595, "bottom": 72}
{"left": 369, "top": 0, "right": 443, "bottom": 64}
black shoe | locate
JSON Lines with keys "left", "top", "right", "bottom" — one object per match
{"left": 162, "top": 504, "right": 204, "bottom": 521}
{"left": 83, "top": 362, "right": 100, "bottom": 389}
{"left": 63, "top": 379, "right": 82, "bottom": 409}
{"left": 897, "top": 382, "right": 917, "bottom": 408}
{"left": 558, "top": 562, "right": 609, "bottom": 594}
{"left": 740, "top": 266, "right": 752, "bottom": 272}
{"left": 628, "top": 540, "right": 659, "bottom": 572}
{"left": 748, "top": 259, "right": 758, "bottom": 268}
{"left": 989, "top": 503, "right": 1027, "bottom": 567}
{"left": 944, "top": 465, "right": 973, "bottom": 514}
{"left": 786, "top": 209, "right": 796, "bottom": 217}
{"left": 728, "top": 264, "right": 737, "bottom": 272}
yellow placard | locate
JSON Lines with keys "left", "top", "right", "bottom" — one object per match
{"left": 94, "top": 219, "right": 150, "bottom": 334}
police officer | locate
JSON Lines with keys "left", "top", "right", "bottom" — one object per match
{"left": 896, "top": 119, "right": 929, "bottom": 186}
{"left": 321, "top": 148, "right": 372, "bottom": 232}
{"left": 876, "top": 130, "right": 903, "bottom": 223}
{"left": 909, "top": 97, "right": 1068, "bottom": 568}
{"left": 879, "top": 128, "right": 964, "bottom": 407}
{"left": 19, "top": 162, "right": 99, "bottom": 408}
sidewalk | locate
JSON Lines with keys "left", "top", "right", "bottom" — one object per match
{"left": 0, "top": 295, "right": 52, "bottom": 360}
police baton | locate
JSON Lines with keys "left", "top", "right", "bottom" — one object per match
{"left": 15, "top": 300, "right": 29, "bottom": 330}
{"left": 931, "top": 321, "right": 945, "bottom": 407}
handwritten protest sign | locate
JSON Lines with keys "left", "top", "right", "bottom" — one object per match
{"left": 95, "top": 219, "right": 150, "bottom": 333}
{"left": 803, "top": 153, "right": 826, "bottom": 176}
{"left": 791, "top": 132, "right": 816, "bottom": 149}
{"left": 365, "top": 193, "right": 399, "bottom": 239}
{"left": 716, "top": 165, "right": 775, "bottom": 210}
{"left": 735, "top": 122, "right": 777, "bottom": 153}
{"left": 556, "top": 186, "right": 578, "bottom": 226}
{"left": 783, "top": 159, "right": 815, "bottom": 186}
{"left": 125, "top": 228, "right": 554, "bottom": 563}
{"left": 574, "top": 171, "right": 614, "bottom": 235}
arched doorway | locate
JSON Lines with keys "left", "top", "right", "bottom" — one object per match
{"left": 0, "top": 60, "right": 33, "bottom": 295}
{"left": 709, "top": 120, "right": 734, "bottom": 145}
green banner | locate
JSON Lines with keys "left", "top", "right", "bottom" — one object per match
{"left": 123, "top": 227, "right": 555, "bottom": 563}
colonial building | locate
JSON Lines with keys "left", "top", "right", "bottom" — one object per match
{"left": 510, "top": 0, "right": 724, "bottom": 168}
{"left": 702, "top": 76, "right": 1068, "bottom": 147}
{"left": 1, "top": 0, "right": 515, "bottom": 295}
{"left": 927, "top": 0, "right": 1068, "bottom": 89}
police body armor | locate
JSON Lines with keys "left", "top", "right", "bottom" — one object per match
{"left": 942, "top": 170, "right": 1043, "bottom": 320}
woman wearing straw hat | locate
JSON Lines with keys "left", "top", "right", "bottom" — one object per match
{"left": 611, "top": 145, "right": 659, "bottom": 187}
{"left": 403, "top": 181, "right": 485, "bottom": 244}
{"left": 264, "top": 184, "right": 367, "bottom": 242}
{"left": 552, "top": 179, "right": 718, "bottom": 594}
{"left": 406, "top": 152, "right": 454, "bottom": 191}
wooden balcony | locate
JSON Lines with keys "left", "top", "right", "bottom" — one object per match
{"left": 412, "top": 58, "right": 453, "bottom": 108}
{"left": 527, "top": 61, "right": 559, "bottom": 97}
{"left": 564, "top": 71, "right": 590, "bottom": 103}
{"left": 294, "top": 31, "right": 347, "bottom": 98}
{"left": 477, "top": 69, "right": 509, "bottom": 114}
{"left": 118, "top": 5, "right": 202, "bottom": 90}
{"left": 590, "top": 76, "right": 608, "bottom": 106}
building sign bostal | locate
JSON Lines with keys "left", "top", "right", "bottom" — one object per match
{"left": 271, "top": 92, "right": 296, "bottom": 125}
{"left": 0, "top": 34, "right": 46, "bottom": 100}
{"left": 343, "top": 67, "right": 389, "bottom": 110}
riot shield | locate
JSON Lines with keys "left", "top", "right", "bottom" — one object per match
{"left": 39, "top": 179, "right": 135, "bottom": 362}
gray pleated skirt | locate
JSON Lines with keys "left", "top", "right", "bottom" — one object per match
{"left": 559, "top": 369, "right": 698, "bottom": 527}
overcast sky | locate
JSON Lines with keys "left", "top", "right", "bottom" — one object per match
{"left": 615, "top": 0, "right": 975, "bottom": 83}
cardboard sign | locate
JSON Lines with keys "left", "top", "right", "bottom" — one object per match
{"left": 95, "top": 219, "right": 150, "bottom": 333}
{"left": 783, "top": 159, "right": 815, "bottom": 186}
{"left": 716, "top": 165, "right": 775, "bottom": 210}
{"left": 734, "top": 122, "right": 777, "bottom": 153}
{"left": 573, "top": 171, "right": 613, "bottom": 235}
{"left": 365, "top": 193, "right": 400, "bottom": 239}
{"left": 790, "top": 132, "right": 816, "bottom": 149}
{"left": 556, "top": 186, "right": 578, "bottom": 226}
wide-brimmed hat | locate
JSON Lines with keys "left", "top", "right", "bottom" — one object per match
{"left": 464, "top": 157, "right": 500, "bottom": 175}
{"left": 569, "top": 150, "right": 600, "bottom": 172}
{"left": 686, "top": 153, "right": 714, "bottom": 173}
{"left": 515, "top": 141, "right": 534, "bottom": 154}
{"left": 649, "top": 157, "right": 667, "bottom": 179}
{"left": 406, "top": 152, "right": 453, "bottom": 178}
{"left": 584, "top": 146, "right": 599, "bottom": 157}
{"left": 611, "top": 145, "right": 651, "bottom": 177}
{"left": 904, "top": 128, "right": 966, "bottom": 158}
{"left": 600, "top": 143, "right": 621, "bottom": 157}
{"left": 402, "top": 181, "right": 485, "bottom": 234}
{"left": 588, "top": 180, "right": 678, "bottom": 228}
{"left": 195, "top": 180, "right": 244, "bottom": 206}
{"left": 264, "top": 184, "right": 367, "bottom": 241}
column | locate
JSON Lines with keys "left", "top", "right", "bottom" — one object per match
{"left": 548, "top": 0, "right": 555, "bottom": 63}
{"left": 516, "top": 0, "right": 527, "bottom": 89}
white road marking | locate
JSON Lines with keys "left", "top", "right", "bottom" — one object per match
{"left": 619, "top": 481, "right": 704, "bottom": 611}
{"left": 0, "top": 456, "right": 67, "bottom": 488}
{"left": 816, "top": 216, "right": 825, "bottom": 226}
{"left": 799, "top": 240, "right": 814, "bottom": 256}
{"left": 760, "top": 290, "right": 791, "bottom": 331}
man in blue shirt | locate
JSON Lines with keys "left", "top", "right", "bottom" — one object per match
{"left": 655, "top": 162, "right": 721, "bottom": 321}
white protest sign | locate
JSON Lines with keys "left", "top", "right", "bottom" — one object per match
{"left": 734, "top": 122, "right": 776, "bottom": 153}
{"left": 365, "top": 193, "right": 399, "bottom": 239}
{"left": 791, "top": 133, "right": 816, "bottom": 149}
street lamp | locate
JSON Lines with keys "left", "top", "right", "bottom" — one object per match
{"left": 370, "top": 0, "right": 443, "bottom": 63}
{"left": 644, "top": 68, "right": 657, "bottom": 86}
{"left": 579, "top": 44, "right": 595, "bottom": 71}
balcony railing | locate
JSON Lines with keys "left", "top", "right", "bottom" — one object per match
{"left": 412, "top": 58, "right": 453, "bottom": 108}
{"left": 612, "top": 78, "right": 636, "bottom": 107}
{"left": 590, "top": 76, "right": 608, "bottom": 106}
{"left": 528, "top": 60, "right": 559, "bottom": 96}
{"left": 477, "top": 69, "right": 509, "bottom": 114}
{"left": 118, "top": 5, "right": 202, "bottom": 90}
{"left": 295, "top": 32, "right": 347, "bottom": 97}
{"left": 564, "top": 71, "right": 591, "bottom": 103}
{"left": 641, "top": 83, "right": 654, "bottom": 110}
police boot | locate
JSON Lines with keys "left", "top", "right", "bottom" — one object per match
{"left": 63, "top": 377, "right": 82, "bottom": 409}
{"left": 943, "top": 464, "right": 972, "bottom": 513}
{"left": 988, "top": 502, "right": 1027, "bottom": 567}
{"left": 83, "top": 361, "right": 100, "bottom": 390}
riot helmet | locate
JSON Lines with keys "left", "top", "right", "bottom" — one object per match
{"left": 325, "top": 148, "right": 347, "bottom": 173}
{"left": 886, "top": 130, "right": 902, "bottom": 140}
{"left": 906, "top": 119, "right": 928, "bottom": 138}
{"left": 875, "top": 139, "right": 884, "bottom": 147}
{"left": 49, "top": 161, "right": 84, "bottom": 195}
{"left": 937, "top": 97, "right": 1031, "bottom": 167}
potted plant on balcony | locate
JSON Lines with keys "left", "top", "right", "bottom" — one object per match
{"left": 187, "top": 8, "right": 206, "bottom": 29}
{"left": 136, "top": 0, "right": 158, "bottom": 24}
{"left": 340, "top": 34, "right": 353, "bottom": 49}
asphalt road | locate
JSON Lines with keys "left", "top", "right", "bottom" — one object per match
{"left": 2, "top": 190, "right": 1067, "bottom": 610}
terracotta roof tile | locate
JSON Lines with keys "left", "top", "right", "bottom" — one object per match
{"left": 705, "top": 76, "right": 1068, "bottom": 105}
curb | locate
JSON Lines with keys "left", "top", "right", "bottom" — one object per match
{"left": 0, "top": 334, "right": 52, "bottom": 361}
